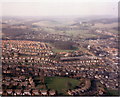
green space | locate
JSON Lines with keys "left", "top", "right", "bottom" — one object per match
{"left": 45, "top": 77, "right": 80, "bottom": 95}
{"left": 92, "top": 23, "right": 117, "bottom": 29}
{"left": 48, "top": 41, "right": 79, "bottom": 53}
{"left": 52, "top": 48, "right": 78, "bottom": 53}
{"left": 32, "top": 20, "right": 62, "bottom": 27}
{"left": 65, "top": 30, "right": 96, "bottom": 38}
{"left": 106, "top": 89, "right": 119, "bottom": 96}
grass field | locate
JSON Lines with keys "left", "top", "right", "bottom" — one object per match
{"left": 45, "top": 77, "right": 80, "bottom": 95}
{"left": 52, "top": 48, "right": 78, "bottom": 53}
{"left": 106, "top": 89, "right": 119, "bottom": 96}
{"left": 48, "top": 41, "right": 79, "bottom": 53}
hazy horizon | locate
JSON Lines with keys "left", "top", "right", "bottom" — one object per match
{"left": 1, "top": 1, "right": 118, "bottom": 17}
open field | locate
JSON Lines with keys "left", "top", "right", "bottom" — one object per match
{"left": 52, "top": 49, "right": 77, "bottom": 53}
{"left": 106, "top": 89, "right": 119, "bottom": 96}
{"left": 32, "top": 20, "right": 63, "bottom": 27}
{"left": 45, "top": 77, "right": 80, "bottom": 95}
{"left": 92, "top": 23, "right": 117, "bottom": 29}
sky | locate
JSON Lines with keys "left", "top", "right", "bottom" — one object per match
{"left": 0, "top": 0, "right": 119, "bottom": 17}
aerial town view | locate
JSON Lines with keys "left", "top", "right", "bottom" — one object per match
{"left": 0, "top": 0, "right": 119, "bottom": 96}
